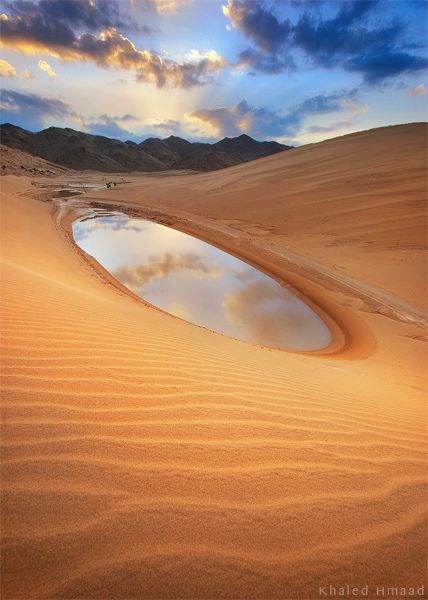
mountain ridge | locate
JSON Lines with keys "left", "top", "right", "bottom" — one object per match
{"left": 0, "top": 123, "right": 292, "bottom": 173}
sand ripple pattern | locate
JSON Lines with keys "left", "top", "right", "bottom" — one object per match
{"left": 1, "top": 176, "right": 427, "bottom": 599}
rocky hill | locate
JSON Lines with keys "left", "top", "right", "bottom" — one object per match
{"left": 0, "top": 144, "right": 71, "bottom": 176}
{"left": 0, "top": 124, "right": 292, "bottom": 173}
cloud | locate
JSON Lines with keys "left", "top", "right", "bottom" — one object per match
{"left": 138, "top": 118, "right": 184, "bottom": 139}
{"left": 0, "top": 58, "right": 16, "bottom": 77}
{"left": 113, "top": 252, "right": 222, "bottom": 293}
{"left": 85, "top": 122, "right": 132, "bottom": 138}
{"left": 0, "top": 89, "right": 136, "bottom": 136}
{"left": 222, "top": 275, "right": 331, "bottom": 350}
{"left": 85, "top": 114, "right": 137, "bottom": 139}
{"left": 223, "top": 0, "right": 291, "bottom": 53}
{"left": 0, "top": 59, "right": 32, "bottom": 79}
{"left": 305, "top": 120, "right": 352, "bottom": 134}
{"left": 223, "top": 0, "right": 428, "bottom": 83}
{"left": 0, "top": 88, "right": 79, "bottom": 129}
{"left": 101, "top": 113, "right": 137, "bottom": 123}
{"left": 152, "top": 118, "right": 181, "bottom": 130}
{"left": 129, "top": 0, "right": 192, "bottom": 14}
{"left": 37, "top": 59, "right": 56, "bottom": 77}
{"left": 236, "top": 47, "right": 294, "bottom": 74}
{"left": 73, "top": 217, "right": 148, "bottom": 242}
{"left": 342, "top": 98, "right": 368, "bottom": 116}
{"left": 344, "top": 52, "right": 428, "bottom": 84}
{"left": 184, "top": 49, "right": 225, "bottom": 65}
{"left": 190, "top": 92, "right": 362, "bottom": 139}
{"left": 408, "top": 83, "right": 426, "bottom": 96}
{"left": 0, "top": 3, "right": 227, "bottom": 88}
{"left": 146, "top": 0, "right": 192, "bottom": 13}
{"left": 190, "top": 101, "right": 249, "bottom": 137}
{"left": 1, "top": 0, "right": 145, "bottom": 34}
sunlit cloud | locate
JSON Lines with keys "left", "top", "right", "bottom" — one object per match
{"left": 189, "top": 92, "right": 363, "bottom": 140}
{"left": 145, "top": 0, "right": 192, "bottom": 13}
{"left": 37, "top": 59, "right": 56, "bottom": 77}
{"left": 408, "top": 83, "right": 426, "bottom": 97}
{"left": 0, "top": 3, "right": 227, "bottom": 88}
{"left": 184, "top": 49, "right": 225, "bottom": 65}
{"left": 0, "top": 58, "right": 16, "bottom": 77}
{"left": 21, "top": 68, "right": 32, "bottom": 79}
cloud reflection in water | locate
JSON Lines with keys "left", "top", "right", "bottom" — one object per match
{"left": 72, "top": 214, "right": 332, "bottom": 350}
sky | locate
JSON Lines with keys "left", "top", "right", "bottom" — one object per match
{"left": 0, "top": 0, "right": 427, "bottom": 145}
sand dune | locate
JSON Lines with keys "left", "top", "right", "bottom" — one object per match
{"left": 1, "top": 124, "right": 427, "bottom": 599}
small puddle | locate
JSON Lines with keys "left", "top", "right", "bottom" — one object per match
{"left": 52, "top": 189, "right": 84, "bottom": 198}
{"left": 72, "top": 212, "right": 332, "bottom": 351}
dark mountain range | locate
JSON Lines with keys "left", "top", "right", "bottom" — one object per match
{"left": 0, "top": 123, "right": 292, "bottom": 173}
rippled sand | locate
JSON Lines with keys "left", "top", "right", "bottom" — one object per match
{"left": 1, "top": 124, "right": 427, "bottom": 599}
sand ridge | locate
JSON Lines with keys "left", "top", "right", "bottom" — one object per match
{"left": 1, "top": 124, "right": 427, "bottom": 599}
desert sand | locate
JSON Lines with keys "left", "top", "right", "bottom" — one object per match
{"left": 1, "top": 123, "right": 427, "bottom": 599}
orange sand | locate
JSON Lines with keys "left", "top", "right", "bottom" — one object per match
{"left": 1, "top": 124, "right": 427, "bottom": 599}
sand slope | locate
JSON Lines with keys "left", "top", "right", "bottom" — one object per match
{"left": 1, "top": 124, "right": 427, "bottom": 599}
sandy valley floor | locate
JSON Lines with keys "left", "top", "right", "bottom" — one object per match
{"left": 1, "top": 124, "right": 427, "bottom": 599}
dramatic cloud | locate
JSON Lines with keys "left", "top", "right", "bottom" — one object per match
{"left": 223, "top": 0, "right": 291, "bottom": 53}
{"left": 344, "top": 52, "right": 427, "bottom": 84}
{"left": 1, "top": 0, "right": 144, "bottom": 34}
{"left": 0, "top": 2, "right": 227, "bottom": 87}
{"left": 223, "top": 0, "right": 428, "bottom": 83}
{"left": 0, "top": 58, "right": 16, "bottom": 77}
{"left": 37, "top": 59, "right": 56, "bottom": 77}
{"left": 408, "top": 83, "right": 426, "bottom": 96}
{"left": 190, "top": 92, "right": 362, "bottom": 139}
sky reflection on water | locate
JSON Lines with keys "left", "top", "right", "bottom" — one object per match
{"left": 72, "top": 214, "right": 332, "bottom": 351}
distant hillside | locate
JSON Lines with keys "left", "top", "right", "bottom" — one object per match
{"left": 0, "top": 123, "right": 292, "bottom": 173}
{"left": 0, "top": 144, "right": 70, "bottom": 176}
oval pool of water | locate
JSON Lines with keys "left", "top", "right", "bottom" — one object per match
{"left": 72, "top": 212, "right": 332, "bottom": 351}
